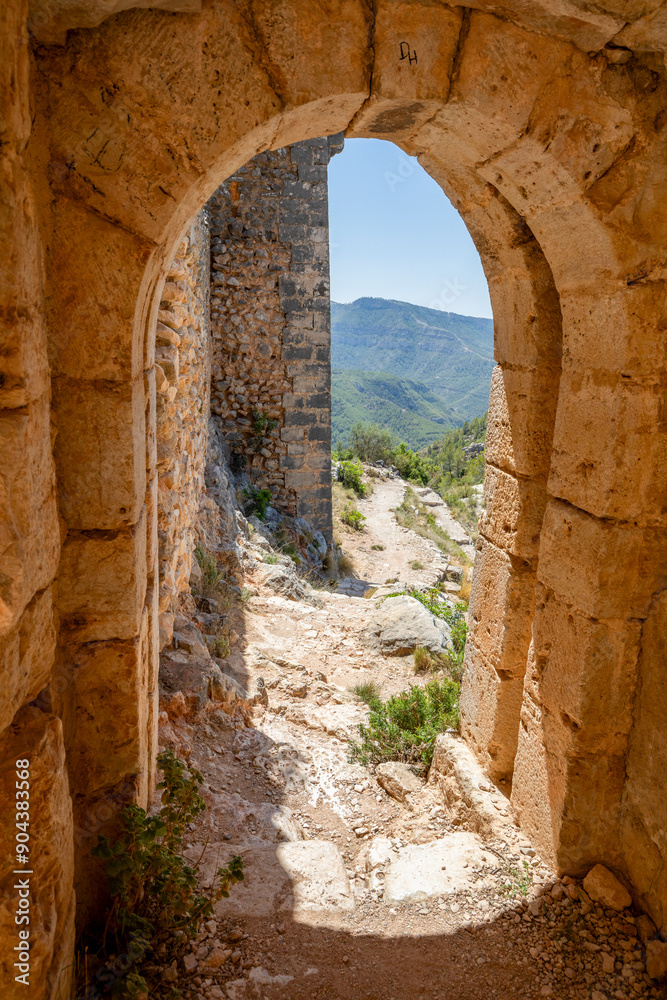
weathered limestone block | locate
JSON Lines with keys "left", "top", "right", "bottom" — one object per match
{"left": 465, "top": 535, "right": 536, "bottom": 676}
{"left": 459, "top": 644, "right": 525, "bottom": 781}
{"left": 511, "top": 646, "right": 630, "bottom": 872}
{"left": 558, "top": 284, "right": 667, "bottom": 377}
{"left": 0, "top": 706, "right": 75, "bottom": 1000}
{"left": 489, "top": 266, "right": 562, "bottom": 370}
{"left": 52, "top": 375, "right": 146, "bottom": 529}
{"left": 537, "top": 498, "right": 667, "bottom": 619}
{"left": 65, "top": 608, "right": 152, "bottom": 802}
{"left": 548, "top": 368, "right": 667, "bottom": 523}
{"left": 621, "top": 591, "right": 667, "bottom": 933}
{"left": 57, "top": 509, "right": 147, "bottom": 642}
{"left": 528, "top": 585, "right": 642, "bottom": 754}
{"left": 485, "top": 365, "right": 558, "bottom": 478}
{"left": 0, "top": 395, "right": 60, "bottom": 633}
{"left": 479, "top": 464, "right": 547, "bottom": 563}
{"left": 349, "top": 1, "right": 463, "bottom": 140}
{"left": 0, "top": 588, "right": 56, "bottom": 735}
{"left": 445, "top": 13, "right": 574, "bottom": 159}
{"left": 583, "top": 864, "right": 632, "bottom": 911}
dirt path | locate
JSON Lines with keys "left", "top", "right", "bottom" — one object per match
{"left": 335, "top": 477, "right": 458, "bottom": 595}
{"left": 157, "top": 484, "right": 661, "bottom": 1000}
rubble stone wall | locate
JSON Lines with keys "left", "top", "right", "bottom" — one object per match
{"left": 207, "top": 137, "right": 339, "bottom": 538}
{"left": 155, "top": 211, "right": 211, "bottom": 625}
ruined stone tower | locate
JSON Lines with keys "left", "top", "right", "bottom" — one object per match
{"left": 207, "top": 136, "right": 344, "bottom": 539}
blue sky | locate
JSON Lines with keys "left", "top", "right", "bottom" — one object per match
{"left": 328, "top": 138, "right": 493, "bottom": 319}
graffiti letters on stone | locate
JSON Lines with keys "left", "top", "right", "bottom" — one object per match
{"left": 399, "top": 41, "right": 417, "bottom": 65}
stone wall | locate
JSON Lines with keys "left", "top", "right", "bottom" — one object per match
{"left": 207, "top": 137, "right": 341, "bottom": 539}
{"left": 155, "top": 211, "right": 211, "bottom": 636}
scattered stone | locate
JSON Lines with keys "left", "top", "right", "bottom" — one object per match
{"left": 376, "top": 761, "right": 422, "bottom": 804}
{"left": 383, "top": 831, "right": 487, "bottom": 903}
{"left": 276, "top": 840, "right": 355, "bottom": 913}
{"left": 636, "top": 914, "right": 657, "bottom": 944}
{"left": 364, "top": 595, "right": 453, "bottom": 656}
{"left": 583, "top": 865, "right": 632, "bottom": 911}
{"left": 201, "top": 948, "right": 232, "bottom": 971}
{"left": 646, "top": 940, "right": 667, "bottom": 980}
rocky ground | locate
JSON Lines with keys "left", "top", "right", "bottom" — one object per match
{"left": 153, "top": 464, "right": 667, "bottom": 1000}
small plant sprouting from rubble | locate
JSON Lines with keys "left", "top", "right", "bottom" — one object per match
{"left": 502, "top": 858, "right": 532, "bottom": 897}
{"left": 351, "top": 680, "right": 383, "bottom": 704}
{"left": 86, "top": 749, "right": 244, "bottom": 999}
{"left": 194, "top": 542, "right": 226, "bottom": 598}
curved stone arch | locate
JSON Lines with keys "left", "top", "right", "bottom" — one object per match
{"left": 18, "top": 0, "right": 667, "bottom": 963}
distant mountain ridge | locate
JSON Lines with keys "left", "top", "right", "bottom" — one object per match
{"left": 331, "top": 297, "right": 495, "bottom": 422}
{"left": 331, "top": 369, "right": 460, "bottom": 451}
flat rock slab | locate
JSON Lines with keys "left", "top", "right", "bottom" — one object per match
{"left": 276, "top": 840, "right": 355, "bottom": 914}
{"left": 383, "top": 831, "right": 489, "bottom": 903}
{"left": 364, "top": 595, "right": 452, "bottom": 656}
{"left": 206, "top": 840, "right": 354, "bottom": 919}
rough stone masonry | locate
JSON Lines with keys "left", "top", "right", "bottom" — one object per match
{"left": 207, "top": 136, "right": 344, "bottom": 538}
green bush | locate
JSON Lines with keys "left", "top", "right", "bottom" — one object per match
{"left": 348, "top": 422, "right": 395, "bottom": 464}
{"left": 338, "top": 460, "right": 366, "bottom": 496}
{"left": 341, "top": 505, "right": 366, "bottom": 531}
{"left": 350, "top": 679, "right": 460, "bottom": 773}
{"left": 91, "top": 749, "right": 244, "bottom": 996}
{"left": 243, "top": 484, "right": 272, "bottom": 520}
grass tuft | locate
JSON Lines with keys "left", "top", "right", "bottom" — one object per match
{"left": 351, "top": 680, "right": 383, "bottom": 704}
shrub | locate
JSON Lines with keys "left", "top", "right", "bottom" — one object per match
{"left": 194, "top": 543, "right": 226, "bottom": 598}
{"left": 338, "top": 460, "right": 366, "bottom": 496}
{"left": 348, "top": 422, "right": 395, "bottom": 464}
{"left": 350, "top": 678, "right": 460, "bottom": 773}
{"left": 410, "top": 559, "right": 424, "bottom": 570}
{"left": 243, "top": 484, "right": 272, "bottom": 520}
{"left": 90, "top": 749, "right": 244, "bottom": 996}
{"left": 406, "top": 588, "right": 468, "bottom": 680}
{"left": 341, "top": 506, "right": 366, "bottom": 531}
{"left": 208, "top": 634, "right": 231, "bottom": 658}
{"left": 371, "top": 543, "right": 385, "bottom": 551}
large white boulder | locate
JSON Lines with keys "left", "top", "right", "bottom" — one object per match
{"left": 364, "top": 595, "right": 452, "bottom": 656}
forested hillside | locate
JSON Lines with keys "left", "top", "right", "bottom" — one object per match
{"left": 331, "top": 297, "right": 495, "bottom": 421}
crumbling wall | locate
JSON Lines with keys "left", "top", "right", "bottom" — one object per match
{"left": 207, "top": 137, "right": 341, "bottom": 539}
{"left": 155, "top": 211, "right": 211, "bottom": 638}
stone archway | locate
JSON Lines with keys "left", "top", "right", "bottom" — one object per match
{"left": 3, "top": 1, "right": 667, "bottom": 993}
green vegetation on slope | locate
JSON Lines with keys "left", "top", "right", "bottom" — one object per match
{"left": 331, "top": 297, "right": 494, "bottom": 420}
{"left": 331, "top": 368, "right": 459, "bottom": 451}
{"left": 426, "top": 414, "right": 487, "bottom": 534}
{"left": 336, "top": 417, "right": 488, "bottom": 535}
